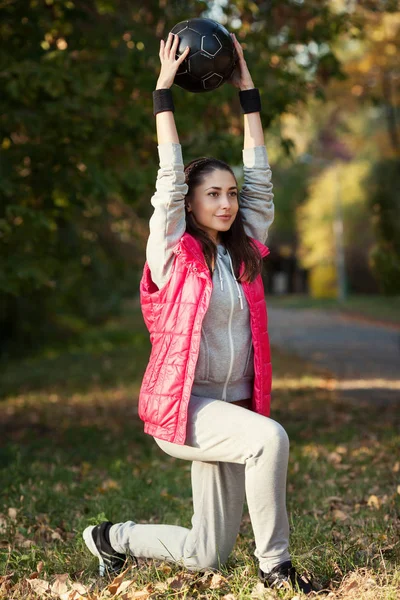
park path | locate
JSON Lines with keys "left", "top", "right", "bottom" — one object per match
{"left": 267, "top": 306, "right": 400, "bottom": 405}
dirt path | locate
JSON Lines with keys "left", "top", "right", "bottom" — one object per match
{"left": 267, "top": 306, "right": 400, "bottom": 405}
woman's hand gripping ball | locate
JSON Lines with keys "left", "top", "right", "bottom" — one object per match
{"left": 227, "top": 33, "right": 255, "bottom": 91}
{"left": 156, "top": 32, "right": 190, "bottom": 90}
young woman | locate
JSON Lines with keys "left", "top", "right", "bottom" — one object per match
{"left": 83, "top": 31, "right": 315, "bottom": 594}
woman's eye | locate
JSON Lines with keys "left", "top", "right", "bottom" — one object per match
{"left": 208, "top": 192, "right": 237, "bottom": 197}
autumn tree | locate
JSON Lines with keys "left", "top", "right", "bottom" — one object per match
{"left": 0, "top": 0, "right": 362, "bottom": 353}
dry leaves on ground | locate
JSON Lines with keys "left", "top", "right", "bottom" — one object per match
{"left": 4, "top": 564, "right": 137, "bottom": 600}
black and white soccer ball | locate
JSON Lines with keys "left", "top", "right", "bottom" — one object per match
{"left": 170, "top": 18, "right": 238, "bottom": 93}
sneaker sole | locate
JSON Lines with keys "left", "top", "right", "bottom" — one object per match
{"left": 83, "top": 525, "right": 106, "bottom": 576}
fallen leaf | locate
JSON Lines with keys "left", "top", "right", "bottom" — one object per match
{"left": 0, "top": 572, "right": 14, "bottom": 594}
{"left": 97, "top": 478, "right": 120, "bottom": 493}
{"left": 14, "top": 532, "right": 35, "bottom": 547}
{"left": 0, "top": 516, "right": 8, "bottom": 536}
{"left": 327, "top": 451, "right": 342, "bottom": 464}
{"left": 341, "top": 578, "right": 360, "bottom": 592}
{"left": 36, "top": 561, "right": 44, "bottom": 574}
{"left": 393, "top": 462, "right": 399, "bottom": 473}
{"left": 325, "top": 496, "right": 343, "bottom": 503}
{"left": 8, "top": 508, "right": 18, "bottom": 521}
{"left": 153, "top": 581, "right": 168, "bottom": 592}
{"left": 61, "top": 590, "right": 89, "bottom": 600}
{"left": 71, "top": 581, "right": 90, "bottom": 594}
{"left": 332, "top": 509, "right": 349, "bottom": 521}
{"left": 167, "top": 573, "right": 192, "bottom": 590}
{"left": 126, "top": 584, "right": 153, "bottom": 599}
{"left": 27, "top": 577, "right": 50, "bottom": 594}
{"left": 209, "top": 573, "right": 229, "bottom": 589}
{"left": 250, "top": 580, "right": 276, "bottom": 599}
{"left": 111, "top": 578, "right": 134, "bottom": 595}
{"left": 80, "top": 462, "right": 92, "bottom": 476}
{"left": 367, "top": 494, "right": 380, "bottom": 509}
{"left": 195, "top": 571, "right": 216, "bottom": 591}
{"left": 50, "top": 573, "right": 70, "bottom": 595}
{"left": 65, "top": 592, "right": 87, "bottom": 600}
{"left": 397, "top": 485, "right": 400, "bottom": 495}
{"left": 53, "top": 482, "right": 66, "bottom": 493}
{"left": 222, "top": 594, "right": 237, "bottom": 600}
{"left": 107, "top": 566, "right": 132, "bottom": 594}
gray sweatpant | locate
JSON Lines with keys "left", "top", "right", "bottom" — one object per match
{"left": 109, "top": 395, "right": 291, "bottom": 574}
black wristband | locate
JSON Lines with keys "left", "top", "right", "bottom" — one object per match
{"left": 153, "top": 88, "right": 175, "bottom": 116}
{"left": 239, "top": 88, "right": 261, "bottom": 114}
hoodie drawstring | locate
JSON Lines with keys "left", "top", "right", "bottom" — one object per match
{"left": 216, "top": 259, "right": 224, "bottom": 291}
{"left": 226, "top": 251, "right": 244, "bottom": 310}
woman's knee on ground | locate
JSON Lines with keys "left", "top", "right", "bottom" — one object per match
{"left": 182, "top": 546, "right": 229, "bottom": 571}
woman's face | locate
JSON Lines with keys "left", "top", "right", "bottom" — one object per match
{"left": 186, "top": 169, "right": 239, "bottom": 243}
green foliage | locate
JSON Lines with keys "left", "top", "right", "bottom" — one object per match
{"left": 0, "top": 0, "right": 357, "bottom": 354}
{"left": 364, "top": 159, "right": 400, "bottom": 294}
{"left": 369, "top": 244, "right": 400, "bottom": 295}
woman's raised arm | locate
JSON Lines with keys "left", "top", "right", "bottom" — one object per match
{"left": 227, "top": 33, "right": 274, "bottom": 243}
{"left": 155, "top": 33, "right": 189, "bottom": 144}
{"left": 146, "top": 34, "right": 190, "bottom": 290}
{"left": 228, "top": 33, "right": 264, "bottom": 149}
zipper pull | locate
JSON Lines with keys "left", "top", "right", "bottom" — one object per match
{"left": 238, "top": 290, "right": 243, "bottom": 310}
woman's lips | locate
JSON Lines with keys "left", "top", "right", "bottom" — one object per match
{"left": 215, "top": 215, "right": 232, "bottom": 220}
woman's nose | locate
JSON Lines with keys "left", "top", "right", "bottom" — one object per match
{"left": 219, "top": 195, "right": 230, "bottom": 208}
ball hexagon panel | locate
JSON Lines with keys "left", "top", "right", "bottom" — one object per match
{"left": 173, "top": 26, "right": 203, "bottom": 56}
{"left": 172, "top": 21, "right": 190, "bottom": 35}
{"left": 188, "top": 51, "right": 214, "bottom": 78}
{"left": 201, "top": 33, "right": 222, "bottom": 57}
{"left": 203, "top": 72, "right": 224, "bottom": 90}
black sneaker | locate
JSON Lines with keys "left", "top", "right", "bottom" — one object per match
{"left": 259, "top": 560, "right": 315, "bottom": 594}
{"left": 83, "top": 521, "right": 130, "bottom": 576}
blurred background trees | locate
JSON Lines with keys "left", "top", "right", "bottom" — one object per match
{"left": 1, "top": 0, "right": 399, "bottom": 357}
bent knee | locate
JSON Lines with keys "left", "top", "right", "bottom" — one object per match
{"left": 271, "top": 419, "right": 290, "bottom": 449}
{"left": 253, "top": 418, "right": 289, "bottom": 455}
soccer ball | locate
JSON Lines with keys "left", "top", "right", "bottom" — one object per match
{"left": 170, "top": 18, "right": 238, "bottom": 93}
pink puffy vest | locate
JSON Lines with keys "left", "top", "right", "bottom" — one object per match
{"left": 139, "top": 232, "right": 272, "bottom": 445}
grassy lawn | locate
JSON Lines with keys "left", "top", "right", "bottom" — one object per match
{"left": 0, "top": 300, "right": 399, "bottom": 599}
{"left": 266, "top": 294, "right": 400, "bottom": 326}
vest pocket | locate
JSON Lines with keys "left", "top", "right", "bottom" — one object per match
{"left": 243, "top": 343, "right": 255, "bottom": 378}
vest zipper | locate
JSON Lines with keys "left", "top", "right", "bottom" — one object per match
{"left": 219, "top": 258, "right": 235, "bottom": 401}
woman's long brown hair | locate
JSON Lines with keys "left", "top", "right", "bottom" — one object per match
{"left": 184, "top": 157, "right": 263, "bottom": 283}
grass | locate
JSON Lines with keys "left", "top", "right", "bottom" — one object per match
{"left": 266, "top": 294, "right": 400, "bottom": 326}
{"left": 0, "top": 299, "right": 399, "bottom": 599}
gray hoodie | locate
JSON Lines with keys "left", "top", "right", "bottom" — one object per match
{"left": 146, "top": 142, "right": 274, "bottom": 402}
